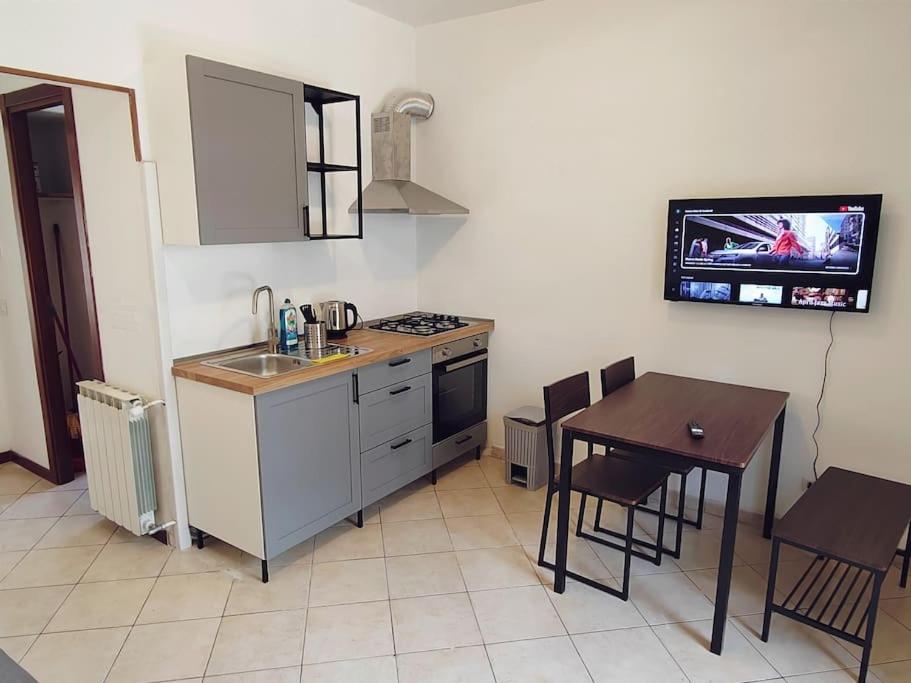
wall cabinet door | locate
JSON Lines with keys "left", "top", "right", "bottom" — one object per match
{"left": 255, "top": 372, "right": 360, "bottom": 559}
{"left": 187, "top": 56, "right": 309, "bottom": 244}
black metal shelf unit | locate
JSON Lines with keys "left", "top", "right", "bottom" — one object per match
{"left": 303, "top": 83, "right": 363, "bottom": 240}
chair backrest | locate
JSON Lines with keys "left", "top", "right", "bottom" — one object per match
{"left": 542, "top": 371, "right": 591, "bottom": 470}
{"left": 600, "top": 356, "right": 636, "bottom": 397}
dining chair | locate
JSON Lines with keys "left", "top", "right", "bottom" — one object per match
{"left": 589, "top": 357, "right": 709, "bottom": 559}
{"left": 537, "top": 371, "right": 670, "bottom": 600}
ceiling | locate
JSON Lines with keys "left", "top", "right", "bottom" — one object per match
{"left": 347, "top": 0, "right": 544, "bottom": 26}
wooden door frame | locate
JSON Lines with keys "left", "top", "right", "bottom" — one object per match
{"left": 1, "top": 84, "right": 105, "bottom": 484}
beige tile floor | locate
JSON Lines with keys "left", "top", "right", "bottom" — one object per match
{"left": 1, "top": 457, "right": 909, "bottom": 682}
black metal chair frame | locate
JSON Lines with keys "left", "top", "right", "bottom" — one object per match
{"left": 592, "top": 358, "right": 708, "bottom": 559}
{"left": 537, "top": 373, "right": 670, "bottom": 601}
{"left": 593, "top": 461, "right": 707, "bottom": 559}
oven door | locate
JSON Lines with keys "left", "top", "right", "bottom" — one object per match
{"left": 432, "top": 350, "right": 488, "bottom": 443}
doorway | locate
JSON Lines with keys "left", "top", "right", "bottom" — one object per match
{"left": 1, "top": 84, "right": 104, "bottom": 484}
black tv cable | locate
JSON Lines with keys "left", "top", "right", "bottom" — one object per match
{"left": 811, "top": 311, "right": 836, "bottom": 481}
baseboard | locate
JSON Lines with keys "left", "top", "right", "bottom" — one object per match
{"left": 1, "top": 451, "right": 54, "bottom": 482}
{"left": 484, "top": 445, "right": 505, "bottom": 460}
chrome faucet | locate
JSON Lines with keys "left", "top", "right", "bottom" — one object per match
{"left": 252, "top": 286, "right": 279, "bottom": 354}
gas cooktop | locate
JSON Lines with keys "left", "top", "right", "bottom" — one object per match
{"left": 368, "top": 312, "right": 472, "bottom": 336}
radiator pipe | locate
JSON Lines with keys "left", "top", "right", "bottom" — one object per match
{"left": 144, "top": 520, "right": 176, "bottom": 536}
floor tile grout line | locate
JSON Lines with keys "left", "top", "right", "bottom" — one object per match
{"left": 419, "top": 476, "right": 492, "bottom": 680}
{"left": 538, "top": 574, "right": 596, "bottom": 683}
{"left": 296, "top": 559, "right": 314, "bottom": 677}
{"left": 646, "top": 622, "right": 696, "bottom": 683}
{"left": 21, "top": 528, "right": 111, "bottom": 678}
{"left": 102, "top": 533, "right": 174, "bottom": 683}
{"left": 377, "top": 521, "right": 399, "bottom": 667}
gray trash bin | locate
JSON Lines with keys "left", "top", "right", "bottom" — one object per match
{"left": 503, "top": 406, "right": 549, "bottom": 490}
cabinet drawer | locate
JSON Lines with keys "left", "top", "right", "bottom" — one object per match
{"left": 357, "top": 349, "right": 431, "bottom": 394}
{"left": 433, "top": 420, "right": 487, "bottom": 469}
{"left": 362, "top": 424, "right": 432, "bottom": 508}
{"left": 359, "top": 373, "right": 432, "bottom": 451}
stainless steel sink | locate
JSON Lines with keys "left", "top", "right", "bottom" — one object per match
{"left": 203, "top": 353, "right": 312, "bottom": 378}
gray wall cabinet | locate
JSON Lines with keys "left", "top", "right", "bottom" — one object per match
{"left": 255, "top": 371, "right": 360, "bottom": 559}
{"left": 186, "top": 56, "right": 309, "bottom": 245}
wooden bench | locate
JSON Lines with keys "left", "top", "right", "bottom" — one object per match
{"left": 762, "top": 467, "right": 911, "bottom": 682}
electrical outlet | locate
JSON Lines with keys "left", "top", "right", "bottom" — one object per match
{"left": 0, "top": 299, "right": 7, "bottom": 317}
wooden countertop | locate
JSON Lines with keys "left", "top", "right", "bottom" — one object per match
{"left": 172, "top": 319, "right": 494, "bottom": 396}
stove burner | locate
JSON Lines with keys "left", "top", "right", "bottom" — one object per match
{"left": 369, "top": 312, "right": 471, "bottom": 336}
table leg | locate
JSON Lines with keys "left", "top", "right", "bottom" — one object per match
{"left": 711, "top": 471, "right": 742, "bottom": 655}
{"left": 763, "top": 406, "right": 786, "bottom": 539}
{"left": 554, "top": 428, "right": 575, "bottom": 594}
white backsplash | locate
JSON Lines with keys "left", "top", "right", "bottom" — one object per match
{"left": 163, "top": 215, "right": 418, "bottom": 359}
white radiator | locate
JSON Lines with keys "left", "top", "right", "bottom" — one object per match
{"left": 76, "top": 380, "right": 160, "bottom": 536}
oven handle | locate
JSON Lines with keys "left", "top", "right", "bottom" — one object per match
{"left": 440, "top": 351, "right": 488, "bottom": 373}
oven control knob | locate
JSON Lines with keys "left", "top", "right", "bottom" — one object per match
{"left": 472, "top": 338, "right": 482, "bottom": 348}
{"left": 441, "top": 348, "right": 453, "bottom": 358}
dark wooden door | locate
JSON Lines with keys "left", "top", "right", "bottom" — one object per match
{"left": 1, "top": 84, "right": 103, "bottom": 483}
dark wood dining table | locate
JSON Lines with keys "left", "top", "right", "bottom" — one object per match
{"left": 554, "top": 371, "right": 789, "bottom": 655}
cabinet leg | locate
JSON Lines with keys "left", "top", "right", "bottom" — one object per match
{"left": 431, "top": 469, "right": 437, "bottom": 485}
{"left": 475, "top": 446, "right": 482, "bottom": 460}
{"left": 261, "top": 560, "right": 269, "bottom": 584}
{"left": 195, "top": 528, "right": 204, "bottom": 550}
{"left": 356, "top": 510, "right": 364, "bottom": 528}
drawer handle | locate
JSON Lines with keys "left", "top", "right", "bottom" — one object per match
{"left": 390, "top": 438, "right": 413, "bottom": 450}
{"left": 388, "top": 358, "right": 412, "bottom": 367}
{"left": 389, "top": 385, "right": 411, "bottom": 396}
{"left": 455, "top": 435, "right": 472, "bottom": 445}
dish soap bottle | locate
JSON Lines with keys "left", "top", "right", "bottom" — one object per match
{"left": 278, "top": 299, "right": 299, "bottom": 353}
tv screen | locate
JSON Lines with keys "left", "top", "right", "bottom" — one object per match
{"left": 664, "top": 195, "right": 882, "bottom": 313}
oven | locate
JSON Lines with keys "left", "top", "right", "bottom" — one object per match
{"left": 431, "top": 333, "right": 488, "bottom": 468}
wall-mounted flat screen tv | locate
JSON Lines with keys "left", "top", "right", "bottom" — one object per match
{"left": 664, "top": 195, "right": 882, "bottom": 313}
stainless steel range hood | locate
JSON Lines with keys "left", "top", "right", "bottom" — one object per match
{"left": 349, "top": 91, "right": 468, "bottom": 216}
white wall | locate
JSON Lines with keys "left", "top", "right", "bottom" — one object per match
{"left": 414, "top": 0, "right": 911, "bottom": 515}
{"left": 164, "top": 222, "right": 417, "bottom": 358}
{"left": 0, "top": 1, "right": 419, "bottom": 360}
{"left": 0, "top": 0, "right": 418, "bottom": 545}
{"left": 137, "top": 0, "right": 419, "bottom": 357}
{"left": 0, "top": 74, "right": 180, "bottom": 532}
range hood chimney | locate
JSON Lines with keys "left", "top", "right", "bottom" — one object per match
{"left": 349, "top": 91, "right": 468, "bottom": 216}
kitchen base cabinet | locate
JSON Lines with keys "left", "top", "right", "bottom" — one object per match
{"left": 176, "top": 371, "right": 360, "bottom": 581}
{"left": 361, "top": 424, "right": 432, "bottom": 508}
{"left": 256, "top": 372, "right": 361, "bottom": 560}
{"left": 176, "top": 379, "right": 267, "bottom": 560}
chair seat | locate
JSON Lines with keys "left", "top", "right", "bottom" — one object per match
{"left": 557, "top": 454, "right": 670, "bottom": 507}
{"left": 610, "top": 448, "right": 695, "bottom": 476}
